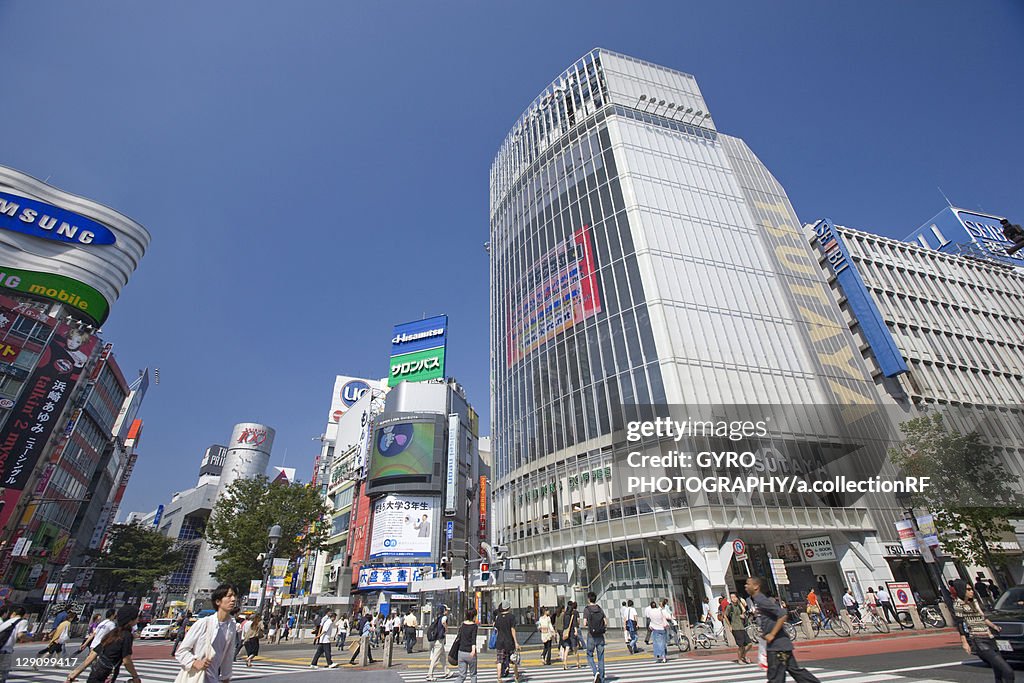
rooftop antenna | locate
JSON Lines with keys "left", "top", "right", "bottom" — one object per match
{"left": 937, "top": 187, "right": 954, "bottom": 209}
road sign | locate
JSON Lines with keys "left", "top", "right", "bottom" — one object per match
{"left": 769, "top": 558, "right": 789, "bottom": 585}
{"left": 446, "top": 521, "right": 454, "bottom": 540}
{"left": 732, "top": 538, "right": 747, "bottom": 561}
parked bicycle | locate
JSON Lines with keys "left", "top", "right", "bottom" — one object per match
{"left": 686, "top": 622, "right": 714, "bottom": 649}
{"left": 895, "top": 604, "right": 946, "bottom": 629}
{"left": 809, "top": 608, "right": 850, "bottom": 638}
{"left": 848, "top": 610, "right": 890, "bottom": 634}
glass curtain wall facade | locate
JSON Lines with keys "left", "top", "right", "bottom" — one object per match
{"left": 490, "top": 50, "right": 906, "bottom": 623}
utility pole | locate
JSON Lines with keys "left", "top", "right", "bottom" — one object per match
{"left": 463, "top": 481, "right": 477, "bottom": 617}
{"left": 905, "top": 509, "right": 952, "bottom": 611}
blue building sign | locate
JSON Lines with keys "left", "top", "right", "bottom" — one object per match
{"left": 0, "top": 191, "right": 117, "bottom": 245}
{"left": 906, "top": 207, "right": 1023, "bottom": 267}
{"left": 812, "top": 219, "right": 908, "bottom": 378}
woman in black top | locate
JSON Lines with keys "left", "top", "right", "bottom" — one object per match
{"left": 454, "top": 607, "right": 479, "bottom": 683}
{"left": 65, "top": 606, "right": 142, "bottom": 683}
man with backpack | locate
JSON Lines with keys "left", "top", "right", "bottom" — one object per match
{"left": 427, "top": 605, "right": 452, "bottom": 681}
{"left": 582, "top": 592, "right": 607, "bottom": 683}
{"left": 0, "top": 606, "right": 29, "bottom": 683}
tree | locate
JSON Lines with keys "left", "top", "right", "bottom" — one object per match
{"left": 87, "top": 522, "right": 183, "bottom": 597}
{"left": 204, "top": 476, "right": 330, "bottom": 590}
{"left": 889, "top": 412, "right": 1024, "bottom": 581}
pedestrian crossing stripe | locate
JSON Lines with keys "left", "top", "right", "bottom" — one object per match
{"left": 396, "top": 655, "right": 917, "bottom": 683}
{"left": 9, "top": 657, "right": 313, "bottom": 683}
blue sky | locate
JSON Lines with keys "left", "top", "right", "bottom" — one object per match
{"left": 0, "top": 2, "right": 1020, "bottom": 519}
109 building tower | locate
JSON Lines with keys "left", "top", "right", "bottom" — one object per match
{"left": 489, "top": 49, "right": 907, "bottom": 621}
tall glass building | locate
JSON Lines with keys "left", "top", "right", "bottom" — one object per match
{"left": 489, "top": 49, "right": 907, "bottom": 622}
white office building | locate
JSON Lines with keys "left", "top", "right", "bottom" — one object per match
{"left": 489, "top": 49, "right": 910, "bottom": 622}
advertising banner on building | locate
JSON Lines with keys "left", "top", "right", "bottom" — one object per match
{"left": 445, "top": 414, "right": 459, "bottom": 515}
{"left": 388, "top": 315, "right": 447, "bottom": 387}
{"left": 369, "top": 494, "right": 435, "bottom": 558}
{"left": 507, "top": 224, "right": 602, "bottom": 364}
{"left": 895, "top": 520, "right": 918, "bottom": 553}
{"left": 799, "top": 536, "right": 836, "bottom": 562}
{"left": 248, "top": 580, "right": 263, "bottom": 602}
{"left": 0, "top": 302, "right": 26, "bottom": 364}
{"left": 357, "top": 564, "right": 434, "bottom": 589}
{"left": 327, "top": 376, "right": 379, "bottom": 424}
{"left": 916, "top": 514, "right": 940, "bottom": 548}
{"left": 0, "top": 322, "right": 98, "bottom": 530}
{"left": 0, "top": 265, "right": 110, "bottom": 325}
{"left": 270, "top": 558, "right": 288, "bottom": 588}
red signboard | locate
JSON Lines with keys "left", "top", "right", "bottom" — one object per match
{"left": 507, "top": 225, "right": 602, "bottom": 364}
{"left": 347, "top": 481, "right": 373, "bottom": 585}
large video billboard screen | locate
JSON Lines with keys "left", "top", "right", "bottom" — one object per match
{"left": 507, "top": 224, "right": 601, "bottom": 364}
{"left": 366, "top": 413, "right": 444, "bottom": 495}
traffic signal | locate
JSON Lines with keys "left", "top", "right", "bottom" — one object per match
{"left": 1001, "top": 218, "right": 1024, "bottom": 255}
{"left": 480, "top": 562, "right": 490, "bottom": 582}
{"left": 441, "top": 556, "right": 452, "bottom": 580}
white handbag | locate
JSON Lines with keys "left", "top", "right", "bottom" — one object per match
{"left": 174, "top": 619, "right": 216, "bottom": 683}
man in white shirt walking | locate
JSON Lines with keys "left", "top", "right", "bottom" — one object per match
{"left": 310, "top": 612, "right": 340, "bottom": 668}
{"left": 174, "top": 583, "right": 240, "bottom": 683}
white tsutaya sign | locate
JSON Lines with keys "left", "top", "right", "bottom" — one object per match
{"left": 799, "top": 535, "right": 836, "bottom": 562}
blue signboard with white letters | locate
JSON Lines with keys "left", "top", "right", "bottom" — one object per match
{"left": 357, "top": 564, "right": 435, "bottom": 589}
{"left": 906, "top": 207, "right": 1023, "bottom": 267}
{"left": 812, "top": 219, "right": 908, "bottom": 378}
{"left": 390, "top": 315, "right": 448, "bottom": 356}
{"left": 0, "top": 191, "right": 116, "bottom": 245}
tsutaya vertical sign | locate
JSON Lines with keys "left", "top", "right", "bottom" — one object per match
{"left": 444, "top": 414, "right": 459, "bottom": 515}
{"left": 388, "top": 315, "right": 448, "bottom": 387}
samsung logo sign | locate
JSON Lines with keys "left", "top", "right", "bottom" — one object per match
{"left": 0, "top": 191, "right": 116, "bottom": 245}
{"left": 392, "top": 328, "right": 445, "bottom": 345}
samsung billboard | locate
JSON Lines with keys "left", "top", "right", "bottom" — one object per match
{"left": 0, "top": 165, "right": 150, "bottom": 324}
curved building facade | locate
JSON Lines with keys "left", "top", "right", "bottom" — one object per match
{"left": 489, "top": 49, "right": 907, "bottom": 622}
{"left": 0, "top": 165, "right": 150, "bottom": 325}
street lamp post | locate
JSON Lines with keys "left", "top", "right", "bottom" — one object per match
{"left": 257, "top": 524, "right": 283, "bottom": 622}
